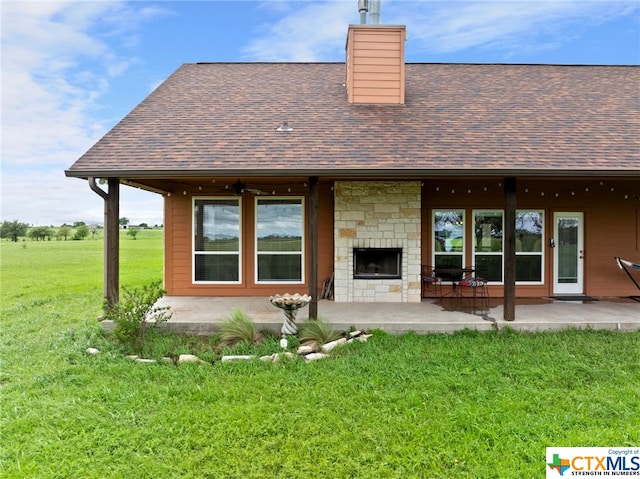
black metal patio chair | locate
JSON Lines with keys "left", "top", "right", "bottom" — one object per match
{"left": 421, "top": 265, "right": 443, "bottom": 298}
{"left": 453, "top": 268, "right": 489, "bottom": 310}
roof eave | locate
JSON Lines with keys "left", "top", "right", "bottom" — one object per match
{"left": 65, "top": 168, "right": 640, "bottom": 180}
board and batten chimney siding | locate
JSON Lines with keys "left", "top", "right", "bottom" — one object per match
{"left": 346, "top": 25, "right": 406, "bottom": 105}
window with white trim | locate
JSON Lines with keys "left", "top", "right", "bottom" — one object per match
{"left": 471, "top": 209, "right": 544, "bottom": 284}
{"left": 433, "top": 210, "right": 464, "bottom": 281}
{"left": 473, "top": 210, "right": 504, "bottom": 282}
{"left": 515, "top": 210, "right": 544, "bottom": 283}
{"left": 193, "top": 198, "right": 241, "bottom": 283}
{"left": 255, "top": 197, "right": 304, "bottom": 283}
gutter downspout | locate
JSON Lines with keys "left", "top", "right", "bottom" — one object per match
{"left": 89, "top": 177, "right": 120, "bottom": 308}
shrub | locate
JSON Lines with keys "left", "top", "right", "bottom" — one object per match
{"left": 218, "top": 308, "right": 263, "bottom": 348}
{"left": 103, "top": 280, "right": 172, "bottom": 353}
{"left": 298, "top": 318, "right": 340, "bottom": 347}
{"left": 72, "top": 224, "right": 90, "bottom": 240}
{"left": 127, "top": 227, "right": 139, "bottom": 240}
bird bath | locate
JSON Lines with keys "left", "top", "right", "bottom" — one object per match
{"left": 269, "top": 293, "right": 312, "bottom": 347}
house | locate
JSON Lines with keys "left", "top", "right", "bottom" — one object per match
{"left": 66, "top": 23, "right": 640, "bottom": 321}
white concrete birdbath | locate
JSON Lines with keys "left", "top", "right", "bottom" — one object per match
{"left": 269, "top": 293, "right": 312, "bottom": 347}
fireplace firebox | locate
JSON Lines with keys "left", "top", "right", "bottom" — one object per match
{"left": 353, "top": 248, "right": 402, "bottom": 279}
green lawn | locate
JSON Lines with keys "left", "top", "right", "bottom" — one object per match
{"left": 1, "top": 230, "right": 638, "bottom": 478}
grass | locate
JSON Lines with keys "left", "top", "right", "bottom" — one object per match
{"left": 1, "top": 230, "right": 639, "bottom": 478}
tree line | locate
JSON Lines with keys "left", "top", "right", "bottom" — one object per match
{"left": 1, "top": 219, "right": 161, "bottom": 242}
{"left": 0, "top": 220, "right": 101, "bottom": 242}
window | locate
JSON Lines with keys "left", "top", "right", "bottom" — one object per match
{"left": 434, "top": 209, "right": 544, "bottom": 285}
{"left": 256, "top": 198, "right": 304, "bottom": 283}
{"left": 193, "top": 198, "right": 241, "bottom": 283}
{"left": 433, "top": 210, "right": 464, "bottom": 281}
{"left": 472, "top": 209, "right": 544, "bottom": 284}
{"left": 515, "top": 210, "right": 544, "bottom": 283}
{"left": 473, "top": 210, "right": 503, "bottom": 282}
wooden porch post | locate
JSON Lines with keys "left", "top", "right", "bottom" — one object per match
{"left": 89, "top": 177, "right": 120, "bottom": 308}
{"left": 308, "top": 177, "right": 319, "bottom": 319}
{"left": 504, "top": 177, "right": 516, "bottom": 321}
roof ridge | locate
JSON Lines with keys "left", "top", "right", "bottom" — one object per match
{"left": 191, "top": 61, "right": 639, "bottom": 67}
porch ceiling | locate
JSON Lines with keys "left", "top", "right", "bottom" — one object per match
{"left": 111, "top": 173, "right": 640, "bottom": 197}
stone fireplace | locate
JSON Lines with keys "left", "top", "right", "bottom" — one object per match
{"left": 334, "top": 181, "right": 421, "bottom": 302}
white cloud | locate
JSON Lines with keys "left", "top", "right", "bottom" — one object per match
{"left": 387, "top": 0, "right": 639, "bottom": 57}
{"left": 0, "top": 0, "right": 168, "bottom": 225}
{"left": 1, "top": 168, "right": 103, "bottom": 226}
{"left": 0, "top": 167, "right": 163, "bottom": 226}
{"left": 241, "top": 0, "right": 639, "bottom": 61}
{"left": 243, "top": 1, "right": 357, "bottom": 61}
{"left": 1, "top": 1, "right": 139, "bottom": 167}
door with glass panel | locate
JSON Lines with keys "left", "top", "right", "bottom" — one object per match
{"left": 552, "top": 212, "right": 584, "bottom": 295}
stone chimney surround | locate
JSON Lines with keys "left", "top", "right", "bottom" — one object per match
{"left": 334, "top": 181, "right": 421, "bottom": 303}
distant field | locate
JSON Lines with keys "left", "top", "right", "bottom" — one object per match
{"left": 1, "top": 228, "right": 163, "bottom": 302}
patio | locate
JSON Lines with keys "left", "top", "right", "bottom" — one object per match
{"left": 141, "top": 296, "right": 640, "bottom": 335}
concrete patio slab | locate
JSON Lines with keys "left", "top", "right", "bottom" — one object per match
{"left": 125, "top": 296, "right": 640, "bottom": 335}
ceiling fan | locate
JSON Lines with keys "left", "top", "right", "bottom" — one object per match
{"left": 231, "top": 180, "right": 269, "bottom": 196}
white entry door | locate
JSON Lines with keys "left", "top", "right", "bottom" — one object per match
{"left": 553, "top": 212, "right": 584, "bottom": 295}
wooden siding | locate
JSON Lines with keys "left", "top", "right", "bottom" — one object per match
{"left": 164, "top": 182, "right": 335, "bottom": 298}
{"left": 163, "top": 178, "right": 637, "bottom": 299}
{"left": 316, "top": 183, "right": 335, "bottom": 298}
{"left": 346, "top": 25, "right": 405, "bottom": 104}
{"left": 421, "top": 178, "right": 640, "bottom": 298}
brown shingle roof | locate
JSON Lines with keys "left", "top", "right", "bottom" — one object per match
{"left": 66, "top": 62, "right": 640, "bottom": 179}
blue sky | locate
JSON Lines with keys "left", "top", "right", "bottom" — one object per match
{"left": 2, "top": 0, "right": 639, "bottom": 226}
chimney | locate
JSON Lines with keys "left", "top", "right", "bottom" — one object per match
{"left": 346, "top": 1, "right": 405, "bottom": 104}
{"left": 345, "top": 24, "right": 406, "bottom": 105}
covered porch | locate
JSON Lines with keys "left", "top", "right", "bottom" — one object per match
{"left": 134, "top": 296, "right": 640, "bottom": 335}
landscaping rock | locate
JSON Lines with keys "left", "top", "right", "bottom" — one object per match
{"left": 321, "top": 337, "right": 347, "bottom": 352}
{"left": 178, "top": 354, "right": 203, "bottom": 364}
{"left": 297, "top": 345, "right": 316, "bottom": 355}
{"left": 114, "top": 329, "right": 372, "bottom": 367}
{"left": 272, "top": 352, "right": 297, "bottom": 363}
{"left": 349, "top": 334, "right": 372, "bottom": 343}
{"left": 221, "top": 355, "right": 255, "bottom": 362}
{"left": 86, "top": 347, "right": 100, "bottom": 355}
{"left": 304, "top": 352, "right": 330, "bottom": 361}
